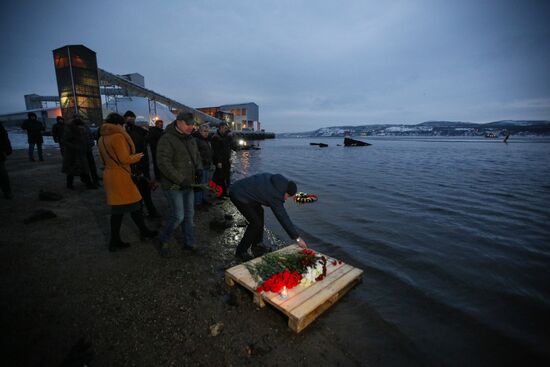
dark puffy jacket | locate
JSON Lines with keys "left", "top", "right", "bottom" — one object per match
{"left": 230, "top": 173, "right": 299, "bottom": 240}
{"left": 211, "top": 130, "right": 232, "bottom": 164}
{"left": 126, "top": 123, "right": 150, "bottom": 177}
{"left": 21, "top": 118, "right": 45, "bottom": 144}
{"left": 0, "top": 122, "right": 13, "bottom": 162}
{"left": 156, "top": 121, "right": 202, "bottom": 190}
{"left": 52, "top": 121, "right": 65, "bottom": 143}
{"left": 148, "top": 126, "right": 164, "bottom": 150}
{"left": 193, "top": 132, "right": 213, "bottom": 167}
{"left": 62, "top": 124, "right": 90, "bottom": 176}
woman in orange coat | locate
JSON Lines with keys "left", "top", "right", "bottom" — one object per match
{"left": 98, "top": 113, "right": 157, "bottom": 251}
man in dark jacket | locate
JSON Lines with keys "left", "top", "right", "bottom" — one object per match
{"left": 62, "top": 118, "right": 96, "bottom": 190}
{"left": 148, "top": 119, "right": 164, "bottom": 180}
{"left": 156, "top": 112, "right": 203, "bottom": 256}
{"left": 193, "top": 123, "right": 214, "bottom": 206}
{"left": 21, "top": 112, "right": 45, "bottom": 161}
{"left": 211, "top": 122, "right": 232, "bottom": 196}
{"left": 124, "top": 110, "right": 160, "bottom": 218}
{"left": 51, "top": 116, "right": 66, "bottom": 156}
{"left": 0, "top": 121, "right": 13, "bottom": 199}
{"left": 230, "top": 173, "right": 308, "bottom": 261}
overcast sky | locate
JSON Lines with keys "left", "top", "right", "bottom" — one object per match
{"left": 1, "top": 0, "right": 549, "bottom": 132}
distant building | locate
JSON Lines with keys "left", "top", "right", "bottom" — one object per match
{"left": 198, "top": 102, "right": 259, "bottom": 131}
{"left": 0, "top": 107, "right": 62, "bottom": 129}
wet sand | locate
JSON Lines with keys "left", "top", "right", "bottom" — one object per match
{"left": 0, "top": 148, "right": 371, "bottom": 366}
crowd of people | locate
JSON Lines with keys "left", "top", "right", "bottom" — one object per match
{"left": 1, "top": 110, "right": 307, "bottom": 260}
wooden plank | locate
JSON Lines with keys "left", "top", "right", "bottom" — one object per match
{"left": 288, "top": 274, "right": 362, "bottom": 333}
{"left": 291, "top": 268, "right": 363, "bottom": 320}
{"left": 267, "top": 264, "right": 353, "bottom": 312}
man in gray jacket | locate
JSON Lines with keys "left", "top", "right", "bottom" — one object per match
{"left": 156, "top": 112, "right": 203, "bottom": 256}
{"left": 230, "top": 172, "right": 307, "bottom": 261}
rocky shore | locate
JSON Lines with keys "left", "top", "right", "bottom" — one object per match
{"left": 0, "top": 148, "right": 366, "bottom": 366}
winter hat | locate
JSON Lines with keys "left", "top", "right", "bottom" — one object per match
{"left": 176, "top": 112, "right": 195, "bottom": 125}
{"left": 135, "top": 119, "right": 149, "bottom": 127}
{"left": 286, "top": 181, "right": 297, "bottom": 196}
{"left": 123, "top": 110, "right": 136, "bottom": 118}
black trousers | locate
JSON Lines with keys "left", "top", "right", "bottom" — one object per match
{"left": 86, "top": 149, "right": 100, "bottom": 184}
{"left": 110, "top": 209, "right": 150, "bottom": 244}
{"left": 0, "top": 161, "right": 11, "bottom": 197}
{"left": 135, "top": 176, "right": 157, "bottom": 215}
{"left": 213, "top": 160, "right": 231, "bottom": 196}
{"left": 230, "top": 195, "right": 264, "bottom": 254}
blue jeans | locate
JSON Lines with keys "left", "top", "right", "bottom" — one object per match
{"left": 28, "top": 143, "right": 43, "bottom": 161}
{"left": 194, "top": 167, "right": 214, "bottom": 205}
{"left": 160, "top": 188, "right": 195, "bottom": 247}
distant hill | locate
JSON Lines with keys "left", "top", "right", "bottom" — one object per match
{"left": 278, "top": 120, "right": 550, "bottom": 137}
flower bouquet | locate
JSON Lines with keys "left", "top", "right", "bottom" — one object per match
{"left": 246, "top": 248, "right": 343, "bottom": 294}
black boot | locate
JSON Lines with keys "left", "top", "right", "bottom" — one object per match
{"left": 130, "top": 210, "right": 158, "bottom": 240}
{"left": 66, "top": 175, "right": 74, "bottom": 190}
{"left": 109, "top": 239, "right": 131, "bottom": 252}
{"left": 109, "top": 214, "right": 130, "bottom": 252}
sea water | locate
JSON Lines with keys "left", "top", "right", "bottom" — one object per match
{"left": 231, "top": 136, "right": 550, "bottom": 366}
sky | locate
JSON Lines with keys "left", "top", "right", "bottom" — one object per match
{"left": 0, "top": 0, "right": 549, "bottom": 133}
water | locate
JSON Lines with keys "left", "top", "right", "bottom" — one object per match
{"left": 231, "top": 136, "right": 550, "bottom": 366}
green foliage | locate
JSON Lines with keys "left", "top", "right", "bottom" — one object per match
{"left": 245, "top": 250, "right": 314, "bottom": 282}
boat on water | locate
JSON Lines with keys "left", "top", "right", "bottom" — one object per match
{"left": 344, "top": 137, "right": 371, "bottom": 146}
{"left": 310, "top": 142, "right": 328, "bottom": 148}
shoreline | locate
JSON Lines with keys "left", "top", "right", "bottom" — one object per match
{"left": 0, "top": 148, "right": 372, "bottom": 366}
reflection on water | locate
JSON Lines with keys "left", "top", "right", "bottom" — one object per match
{"left": 231, "top": 136, "right": 550, "bottom": 366}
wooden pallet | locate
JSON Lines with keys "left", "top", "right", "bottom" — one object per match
{"left": 225, "top": 244, "right": 363, "bottom": 333}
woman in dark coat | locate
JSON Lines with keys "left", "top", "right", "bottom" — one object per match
{"left": 62, "top": 118, "right": 95, "bottom": 189}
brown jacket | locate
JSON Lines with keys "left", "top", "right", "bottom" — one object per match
{"left": 98, "top": 123, "right": 142, "bottom": 206}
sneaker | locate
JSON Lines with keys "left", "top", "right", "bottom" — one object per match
{"left": 235, "top": 251, "right": 254, "bottom": 262}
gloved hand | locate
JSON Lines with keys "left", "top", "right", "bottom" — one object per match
{"left": 180, "top": 178, "right": 191, "bottom": 190}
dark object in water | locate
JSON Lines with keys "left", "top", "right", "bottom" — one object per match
{"left": 23, "top": 209, "right": 57, "bottom": 224}
{"left": 39, "top": 190, "right": 63, "bottom": 201}
{"left": 503, "top": 133, "right": 510, "bottom": 143}
{"left": 344, "top": 137, "right": 371, "bottom": 147}
{"left": 310, "top": 143, "right": 328, "bottom": 148}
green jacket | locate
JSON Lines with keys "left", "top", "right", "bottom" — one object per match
{"left": 157, "top": 121, "right": 203, "bottom": 190}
